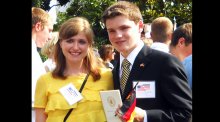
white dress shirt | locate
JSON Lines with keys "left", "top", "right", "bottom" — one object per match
{"left": 150, "top": 42, "right": 169, "bottom": 53}
{"left": 32, "top": 40, "right": 46, "bottom": 107}
{"left": 119, "top": 40, "right": 148, "bottom": 122}
{"left": 43, "top": 58, "right": 56, "bottom": 72}
{"left": 119, "top": 39, "right": 144, "bottom": 78}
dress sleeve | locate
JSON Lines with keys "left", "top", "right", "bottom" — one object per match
{"left": 34, "top": 75, "right": 48, "bottom": 108}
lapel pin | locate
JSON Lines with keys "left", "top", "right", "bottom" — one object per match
{"left": 140, "top": 63, "right": 145, "bottom": 68}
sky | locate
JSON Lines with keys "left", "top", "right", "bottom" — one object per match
{"left": 48, "top": 0, "right": 72, "bottom": 24}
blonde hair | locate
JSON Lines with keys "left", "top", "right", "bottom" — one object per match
{"left": 151, "top": 17, "right": 173, "bottom": 42}
{"left": 41, "top": 32, "right": 59, "bottom": 57}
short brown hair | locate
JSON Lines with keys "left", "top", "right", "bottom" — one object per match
{"left": 170, "top": 23, "right": 192, "bottom": 47}
{"left": 99, "top": 44, "right": 114, "bottom": 61}
{"left": 102, "top": 1, "right": 142, "bottom": 25}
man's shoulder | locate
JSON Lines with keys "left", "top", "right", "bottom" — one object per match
{"left": 142, "top": 46, "right": 171, "bottom": 59}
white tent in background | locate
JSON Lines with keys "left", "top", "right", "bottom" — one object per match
{"left": 48, "top": 0, "right": 72, "bottom": 24}
{"left": 173, "top": 17, "right": 177, "bottom": 30}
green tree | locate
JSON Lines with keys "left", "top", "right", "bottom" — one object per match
{"left": 36, "top": 0, "right": 192, "bottom": 48}
{"left": 55, "top": 0, "right": 116, "bottom": 48}
{"left": 136, "top": 0, "right": 192, "bottom": 26}
{"left": 33, "top": 0, "right": 191, "bottom": 61}
{"left": 32, "top": 0, "right": 70, "bottom": 11}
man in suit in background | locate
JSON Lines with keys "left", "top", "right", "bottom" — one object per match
{"left": 102, "top": 1, "right": 192, "bottom": 122}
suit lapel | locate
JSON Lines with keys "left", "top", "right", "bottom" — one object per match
{"left": 122, "top": 45, "right": 152, "bottom": 100}
{"left": 112, "top": 59, "right": 121, "bottom": 92}
{"left": 130, "top": 45, "right": 152, "bottom": 78}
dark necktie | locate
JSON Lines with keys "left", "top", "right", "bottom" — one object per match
{"left": 120, "top": 59, "right": 131, "bottom": 94}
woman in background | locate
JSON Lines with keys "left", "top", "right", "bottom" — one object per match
{"left": 98, "top": 44, "right": 115, "bottom": 69}
{"left": 41, "top": 32, "right": 59, "bottom": 72}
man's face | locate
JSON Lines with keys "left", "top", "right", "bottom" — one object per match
{"left": 105, "top": 15, "right": 142, "bottom": 57}
{"left": 36, "top": 21, "right": 53, "bottom": 48}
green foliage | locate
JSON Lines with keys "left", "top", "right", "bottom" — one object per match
{"left": 32, "top": 0, "right": 191, "bottom": 59}
{"left": 54, "top": 12, "right": 68, "bottom": 31}
{"left": 137, "top": 0, "right": 192, "bottom": 26}
{"left": 38, "top": 49, "right": 48, "bottom": 62}
{"left": 32, "top": 0, "right": 42, "bottom": 8}
{"left": 54, "top": 0, "right": 115, "bottom": 49}
{"left": 32, "top": 0, "right": 70, "bottom": 11}
{"left": 94, "top": 36, "right": 110, "bottom": 49}
{"left": 54, "top": 0, "right": 192, "bottom": 49}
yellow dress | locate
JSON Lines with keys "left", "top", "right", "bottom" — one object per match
{"left": 34, "top": 68, "right": 114, "bottom": 122}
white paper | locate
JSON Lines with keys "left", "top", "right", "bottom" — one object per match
{"left": 133, "top": 81, "right": 155, "bottom": 98}
{"left": 59, "top": 83, "right": 83, "bottom": 105}
{"left": 100, "top": 90, "right": 122, "bottom": 122}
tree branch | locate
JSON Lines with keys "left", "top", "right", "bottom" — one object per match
{"left": 50, "top": 4, "right": 61, "bottom": 9}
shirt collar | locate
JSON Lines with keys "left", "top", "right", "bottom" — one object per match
{"left": 120, "top": 40, "right": 144, "bottom": 69}
{"left": 150, "top": 42, "right": 169, "bottom": 53}
{"left": 32, "top": 40, "right": 37, "bottom": 50}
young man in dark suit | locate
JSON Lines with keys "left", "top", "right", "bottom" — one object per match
{"left": 102, "top": 1, "right": 192, "bottom": 122}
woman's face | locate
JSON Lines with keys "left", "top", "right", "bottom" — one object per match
{"left": 60, "top": 32, "right": 89, "bottom": 64}
{"left": 108, "top": 49, "right": 115, "bottom": 61}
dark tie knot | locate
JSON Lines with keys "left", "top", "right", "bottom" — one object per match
{"left": 122, "top": 59, "right": 131, "bottom": 68}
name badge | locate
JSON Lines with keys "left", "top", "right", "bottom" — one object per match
{"left": 59, "top": 83, "right": 83, "bottom": 105}
{"left": 133, "top": 81, "right": 155, "bottom": 98}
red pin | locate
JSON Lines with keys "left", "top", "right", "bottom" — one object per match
{"left": 140, "top": 63, "right": 145, "bottom": 68}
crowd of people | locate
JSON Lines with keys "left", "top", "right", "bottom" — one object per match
{"left": 32, "top": 1, "right": 192, "bottom": 122}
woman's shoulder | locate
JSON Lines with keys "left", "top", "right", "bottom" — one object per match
{"left": 106, "top": 62, "right": 114, "bottom": 69}
{"left": 99, "top": 67, "right": 112, "bottom": 74}
{"left": 98, "top": 68, "right": 113, "bottom": 81}
{"left": 38, "top": 72, "right": 54, "bottom": 81}
{"left": 41, "top": 71, "right": 52, "bottom": 77}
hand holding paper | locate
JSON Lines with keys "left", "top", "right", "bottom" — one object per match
{"left": 100, "top": 90, "right": 122, "bottom": 122}
{"left": 117, "top": 81, "right": 139, "bottom": 122}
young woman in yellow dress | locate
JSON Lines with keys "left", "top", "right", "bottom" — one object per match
{"left": 34, "top": 17, "right": 113, "bottom": 122}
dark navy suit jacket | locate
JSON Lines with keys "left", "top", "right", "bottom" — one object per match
{"left": 112, "top": 45, "right": 192, "bottom": 122}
